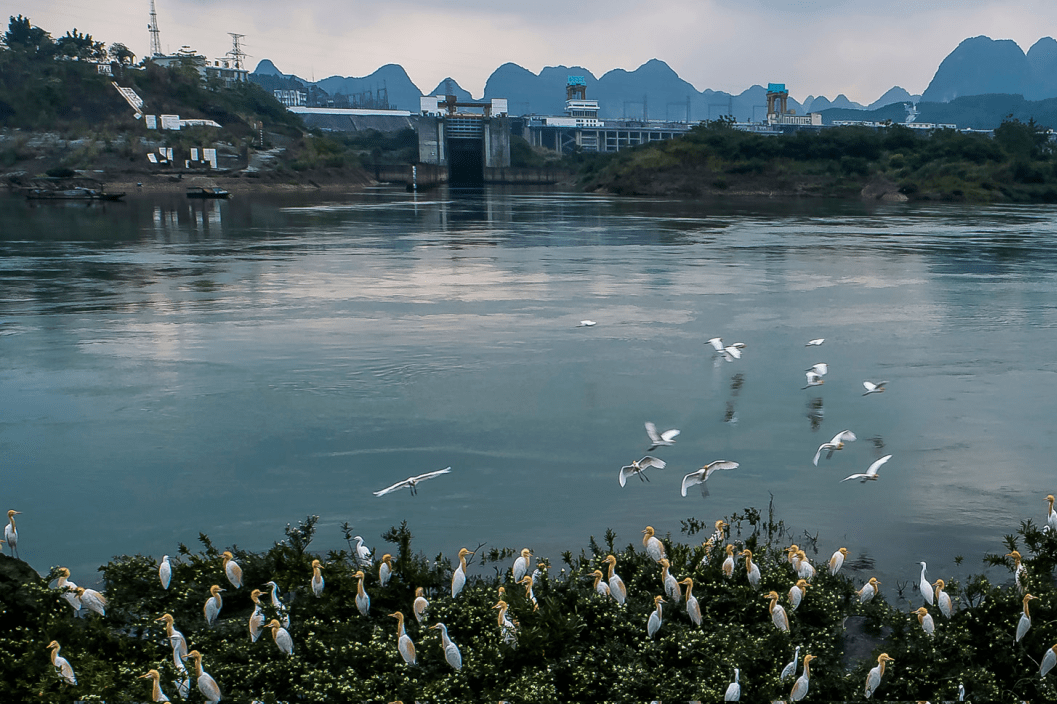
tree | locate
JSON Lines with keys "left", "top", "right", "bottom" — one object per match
{"left": 3, "top": 15, "right": 53, "bottom": 55}
{"left": 994, "top": 114, "right": 1049, "bottom": 159}
{"left": 108, "top": 42, "right": 135, "bottom": 65}
{"left": 55, "top": 28, "right": 106, "bottom": 61}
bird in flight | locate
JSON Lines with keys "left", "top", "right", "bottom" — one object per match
{"left": 374, "top": 467, "right": 452, "bottom": 496}
{"left": 805, "top": 338, "right": 824, "bottom": 346}
{"left": 645, "top": 422, "right": 680, "bottom": 451}
{"left": 813, "top": 430, "right": 856, "bottom": 466}
{"left": 802, "top": 371, "right": 825, "bottom": 389}
{"left": 576, "top": 320, "right": 596, "bottom": 327}
{"left": 862, "top": 380, "right": 888, "bottom": 396}
{"left": 841, "top": 455, "right": 892, "bottom": 483}
{"left": 619, "top": 456, "right": 666, "bottom": 487}
{"left": 681, "top": 460, "right": 739, "bottom": 497}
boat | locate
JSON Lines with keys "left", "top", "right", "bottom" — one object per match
{"left": 24, "top": 187, "right": 125, "bottom": 201}
{"left": 187, "top": 186, "right": 229, "bottom": 199}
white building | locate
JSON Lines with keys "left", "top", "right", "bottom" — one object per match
{"left": 150, "top": 47, "right": 247, "bottom": 85}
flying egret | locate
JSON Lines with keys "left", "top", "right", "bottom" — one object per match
{"left": 590, "top": 570, "right": 611, "bottom": 597}
{"left": 790, "top": 654, "right": 815, "bottom": 702}
{"left": 724, "top": 667, "right": 741, "bottom": 701}
{"left": 813, "top": 430, "right": 856, "bottom": 465}
{"left": 413, "top": 587, "right": 429, "bottom": 623}
{"left": 678, "top": 578, "right": 701, "bottom": 626}
{"left": 352, "top": 536, "right": 372, "bottom": 567}
{"left": 643, "top": 526, "right": 666, "bottom": 561}
{"left": 781, "top": 646, "right": 801, "bottom": 683}
{"left": 248, "top": 590, "right": 265, "bottom": 642}
{"left": 55, "top": 567, "right": 81, "bottom": 614}
{"left": 829, "top": 547, "right": 848, "bottom": 576}
{"left": 720, "top": 344, "right": 746, "bottom": 362}
{"left": 203, "top": 585, "right": 224, "bottom": 626}
{"left": 841, "top": 454, "right": 892, "bottom": 483}
{"left": 159, "top": 555, "right": 171, "bottom": 590}
{"left": 431, "top": 622, "right": 462, "bottom": 670}
{"left": 918, "top": 562, "right": 934, "bottom": 606}
{"left": 4, "top": 510, "right": 20, "bottom": 559}
{"left": 47, "top": 641, "right": 76, "bottom": 686}
{"left": 1017, "top": 593, "right": 1038, "bottom": 643}
{"left": 377, "top": 553, "right": 392, "bottom": 587}
{"left": 862, "top": 380, "right": 888, "bottom": 395}
{"left": 934, "top": 579, "right": 953, "bottom": 618}
{"left": 1041, "top": 643, "right": 1057, "bottom": 677}
{"left": 646, "top": 594, "right": 665, "bottom": 638}
{"left": 310, "top": 559, "right": 324, "bottom": 596}
{"left": 519, "top": 575, "right": 538, "bottom": 610}
{"left": 707, "top": 337, "right": 725, "bottom": 351}
{"left": 802, "top": 371, "right": 824, "bottom": 389}
{"left": 373, "top": 467, "right": 452, "bottom": 497}
{"left": 604, "top": 554, "right": 627, "bottom": 604}
{"left": 263, "top": 581, "right": 290, "bottom": 628}
{"left": 74, "top": 586, "right": 106, "bottom": 617}
{"left": 740, "top": 549, "right": 762, "bottom": 589}
{"left": 266, "top": 618, "right": 293, "bottom": 655}
{"left": 576, "top": 320, "right": 596, "bottom": 327}
{"left": 218, "top": 551, "right": 242, "bottom": 589}
{"left": 494, "top": 600, "right": 517, "bottom": 645}
{"left": 139, "top": 669, "right": 170, "bottom": 702}
{"left": 658, "top": 558, "right": 680, "bottom": 603}
{"left": 619, "top": 456, "right": 666, "bottom": 486}
{"left": 1007, "top": 550, "right": 1027, "bottom": 592}
{"left": 512, "top": 548, "right": 532, "bottom": 582}
{"left": 858, "top": 578, "right": 880, "bottom": 603}
{"left": 645, "top": 422, "right": 680, "bottom": 451}
{"left": 681, "top": 461, "right": 739, "bottom": 497}
{"left": 766, "top": 590, "right": 790, "bottom": 631}
{"left": 865, "top": 653, "right": 894, "bottom": 699}
{"left": 796, "top": 551, "right": 815, "bottom": 582}
{"left": 452, "top": 548, "right": 473, "bottom": 598}
{"left": 155, "top": 613, "right": 188, "bottom": 661}
{"left": 721, "top": 544, "right": 736, "bottom": 579}
{"left": 389, "top": 612, "right": 417, "bottom": 665}
{"left": 789, "top": 579, "right": 809, "bottom": 611}
{"left": 354, "top": 570, "right": 370, "bottom": 616}
{"left": 806, "top": 338, "right": 824, "bottom": 346}
{"left": 187, "top": 650, "right": 221, "bottom": 704}
{"left": 806, "top": 362, "right": 828, "bottom": 376}
{"left": 915, "top": 606, "right": 935, "bottom": 636}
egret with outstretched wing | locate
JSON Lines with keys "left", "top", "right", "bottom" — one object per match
{"left": 374, "top": 467, "right": 452, "bottom": 496}
{"left": 619, "top": 456, "right": 666, "bottom": 487}
{"left": 645, "top": 422, "right": 680, "bottom": 451}
{"left": 862, "top": 380, "right": 888, "bottom": 395}
{"left": 681, "top": 460, "right": 738, "bottom": 496}
{"left": 814, "top": 430, "right": 856, "bottom": 465}
{"left": 841, "top": 454, "right": 892, "bottom": 483}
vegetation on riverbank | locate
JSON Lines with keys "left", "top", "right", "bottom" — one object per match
{"left": 2, "top": 505, "right": 1055, "bottom": 702}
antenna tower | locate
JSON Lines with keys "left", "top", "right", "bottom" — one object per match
{"left": 227, "top": 33, "right": 247, "bottom": 70}
{"left": 148, "top": 0, "right": 162, "bottom": 57}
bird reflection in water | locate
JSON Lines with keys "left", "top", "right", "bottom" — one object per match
{"left": 869, "top": 436, "right": 886, "bottom": 451}
{"left": 806, "top": 398, "right": 824, "bottom": 431}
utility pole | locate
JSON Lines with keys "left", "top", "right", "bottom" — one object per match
{"left": 227, "top": 33, "right": 247, "bottom": 70}
{"left": 148, "top": 0, "right": 162, "bottom": 57}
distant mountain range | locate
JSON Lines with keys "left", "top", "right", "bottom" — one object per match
{"left": 252, "top": 35, "right": 1057, "bottom": 126}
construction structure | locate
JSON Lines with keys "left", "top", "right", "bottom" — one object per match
{"left": 417, "top": 95, "right": 511, "bottom": 183}
{"left": 145, "top": 2, "right": 248, "bottom": 84}
{"left": 765, "top": 83, "right": 821, "bottom": 128}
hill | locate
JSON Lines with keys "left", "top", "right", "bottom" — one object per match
{"left": 822, "top": 93, "right": 1057, "bottom": 130}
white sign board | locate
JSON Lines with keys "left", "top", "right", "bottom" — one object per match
{"left": 144, "top": 115, "right": 157, "bottom": 129}
{"left": 160, "top": 114, "right": 181, "bottom": 131}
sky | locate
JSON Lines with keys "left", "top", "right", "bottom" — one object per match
{"left": 11, "top": 0, "right": 1057, "bottom": 103}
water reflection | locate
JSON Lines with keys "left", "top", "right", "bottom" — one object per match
{"left": 806, "top": 398, "right": 824, "bottom": 432}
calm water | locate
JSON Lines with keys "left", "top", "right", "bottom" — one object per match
{"left": 2, "top": 187, "right": 1056, "bottom": 592}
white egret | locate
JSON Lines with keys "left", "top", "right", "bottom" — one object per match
{"left": 1007, "top": 550, "right": 1027, "bottom": 592}
{"left": 806, "top": 338, "right": 824, "bottom": 346}
{"left": 862, "top": 380, "right": 888, "bottom": 395}
{"left": 864, "top": 653, "right": 894, "bottom": 699}
{"left": 802, "top": 371, "right": 824, "bottom": 389}
{"left": 1047, "top": 494, "right": 1057, "bottom": 532}
{"left": 354, "top": 570, "right": 370, "bottom": 616}
{"left": 720, "top": 344, "right": 746, "bottom": 362}
{"left": 619, "top": 456, "right": 666, "bottom": 486}
{"left": 494, "top": 600, "right": 517, "bottom": 645}
{"left": 311, "top": 559, "right": 324, "bottom": 597}
{"left": 248, "top": 590, "right": 265, "bottom": 643}
{"left": 724, "top": 667, "right": 740, "bottom": 701}
{"left": 841, "top": 454, "right": 892, "bottom": 483}
{"left": 707, "top": 337, "right": 725, "bottom": 351}
{"left": 55, "top": 568, "right": 81, "bottom": 614}
{"left": 4, "top": 510, "right": 20, "bottom": 559}
{"left": 858, "top": 578, "right": 880, "bottom": 603}
{"left": 934, "top": 579, "right": 953, "bottom": 618}
{"left": 512, "top": 548, "right": 532, "bottom": 582}
{"left": 1017, "top": 593, "right": 1038, "bottom": 643}
{"left": 829, "top": 547, "right": 848, "bottom": 576}
{"left": 646, "top": 595, "right": 665, "bottom": 637}
{"left": 389, "top": 611, "right": 417, "bottom": 665}
{"left": 786, "top": 545, "right": 801, "bottom": 569}
{"left": 1041, "top": 643, "right": 1057, "bottom": 677}
{"left": 452, "top": 547, "right": 473, "bottom": 598}
{"left": 187, "top": 650, "right": 221, "bottom": 704}
{"left": 806, "top": 362, "right": 828, "bottom": 376}
{"left": 352, "top": 536, "right": 372, "bottom": 567}
{"left": 918, "top": 562, "right": 934, "bottom": 606}
{"left": 159, "top": 555, "right": 171, "bottom": 590}
{"left": 658, "top": 558, "right": 680, "bottom": 603}
{"left": 155, "top": 613, "right": 188, "bottom": 660}
{"left": 781, "top": 645, "right": 801, "bottom": 682}
{"left": 681, "top": 461, "right": 739, "bottom": 497}
{"left": 794, "top": 551, "right": 814, "bottom": 582}
{"left": 378, "top": 553, "right": 392, "bottom": 587}
{"left": 958, "top": 682, "right": 966, "bottom": 700}
{"left": 813, "top": 430, "right": 856, "bottom": 465}
{"left": 721, "top": 544, "right": 736, "bottom": 579}
{"left": 266, "top": 618, "right": 293, "bottom": 655}
{"left": 790, "top": 654, "right": 815, "bottom": 702}
{"left": 590, "top": 570, "right": 611, "bottom": 597}
{"left": 413, "top": 586, "right": 429, "bottom": 623}
{"left": 789, "top": 579, "right": 809, "bottom": 611}
{"left": 220, "top": 552, "right": 242, "bottom": 589}
{"left": 373, "top": 467, "right": 452, "bottom": 497}
{"left": 576, "top": 320, "right": 596, "bottom": 327}
{"left": 766, "top": 590, "right": 790, "bottom": 632}
{"left": 644, "top": 422, "right": 680, "bottom": 451}
{"left": 263, "top": 581, "right": 290, "bottom": 629}
{"left": 915, "top": 606, "right": 935, "bottom": 636}
{"left": 740, "top": 549, "right": 762, "bottom": 589}
{"left": 519, "top": 575, "right": 538, "bottom": 610}
{"left": 139, "top": 669, "right": 170, "bottom": 702}
{"left": 699, "top": 538, "right": 715, "bottom": 567}
{"left": 74, "top": 586, "right": 106, "bottom": 617}
{"left": 643, "top": 526, "right": 666, "bottom": 561}
{"left": 47, "top": 641, "right": 76, "bottom": 685}
{"left": 203, "top": 585, "right": 224, "bottom": 626}
{"left": 678, "top": 578, "right": 701, "bottom": 626}
{"left": 173, "top": 658, "right": 189, "bottom": 699}
{"left": 709, "top": 519, "right": 729, "bottom": 545}
{"left": 431, "top": 622, "right": 462, "bottom": 670}
{"left": 604, "top": 554, "right": 627, "bottom": 604}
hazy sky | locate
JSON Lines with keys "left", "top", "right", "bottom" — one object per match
{"left": 13, "top": 0, "right": 1057, "bottom": 103}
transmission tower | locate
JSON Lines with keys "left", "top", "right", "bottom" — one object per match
{"left": 227, "top": 33, "right": 247, "bottom": 70}
{"left": 148, "top": 0, "right": 162, "bottom": 57}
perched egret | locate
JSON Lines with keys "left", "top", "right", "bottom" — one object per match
{"left": 519, "top": 575, "right": 538, "bottom": 610}
{"left": 722, "top": 544, "right": 736, "bottom": 579}
{"left": 724, "top": 667, "right": 741, "bottom": 701}
{"left": 829, "top": 547, "right": 848, "bottom": 576}
{"left": 4, "top": 510, "right": 19, "bottom": 559}
{"left": 173, "top": 658, "right": 190, "bottom": 699}
{"left": 781, "top": 645, "right": 801, "bottom": 682}
{"left": 1017, "top": 593, "right": 1038, "bottom": 643}
{"left": 159, "top": 555, "right": 171, "bottom": 590}
{"left": 864, "top": 653, "right": 894, "bottom": 699}
{"left": 373, "top": 467, "right": 451, "bottom": 497}
{"left": 646, "top": 595, "right": 665, "bottom": 637}
{"left": 590, "top": 570, "right": 611, "bottom": 597}
{"left": 494, "top": 600, "right": 517, "bottom": 645}
{"left": 806, "top": 362, "right": 828, "bottom": 376}
{"left": 679, "top": 578, "right": 702, "bottom": 626}
{"left": 221, "top": 551, "right": 242, "bottom": 589}
{"left": 918, "top": 562, "right": 934, "bottom": 606}
{"left": 187, "top": 650, "right": 221, "bottom": 704}
{"left": 681, "top": 461, "right": 739, "bottom": 497}
{"left": 766, "top": 591, "right": 790, "bottom": 631}
{"left": 619, "top": 456, "right": 666, "bottom": 486}
{"left": 431, "top": 622, "right": 462, "bottom": 670}
{"left": 413, "top": 587, "right": 429, "bottom": 624}
{"left": 55, "top": 567, "right": 81, "bottom": 614}
{"left": 47, "top": 641, "right": 76, "bottom": 685}
{"left": 915, "top": 606, "right": 935, "bottom": 636}
{"left": 813, "top": 430, "right": 856, "bottom": 465}
{"left": 657, "top": 558, "right": 680, "bottom": 603}
{"left": 710, "top": 519, "right": 729, "bottom": 545}
{"left": 1048, "top": 495, "right": 1057, "bottom": 533}
{"left": 389, "top": 612, "right": 417, "bottom": 665}
{"left": 643, "top": 526, "right": 666, "bottom": 561}
{"left": 740, "top": 549, "right": 762, "bottom": 589}
{"left": 378, "top": 553, "right": 392, "bottom": 587}
{"left": 857, "top": 578, "right": 880, "bottom": 603}
{"left": 862, "top": 380, "right": 888, "bottom": 396}
{"left": 1040, "top": 643, "right": 1057, "bottom": 677}
{"left": 512, "top": 548, "right": 532, "bottom": 582}
{"left": 934, "top": 579, "right": 953, "bottom": 618}
{"left": 841, "top": 454, "right": 892, "bottom": 483}
{"left": 155, "top": 613, "right": 188, "bottom": 661}
{"left": 802, "top": 371, "right": 824, "bottom": 389}
{"left": 352, "top": 536, "right": 372, "bottom": 567}
{"left": 796, "top": 551, "right": 815, "bottom": 582}
{"left": 790, "top": 654, "right": 815, "bottom": 702}
{"left": 452, "top": 547, "right": 473, "bottom": 598}
{"left": 806, "top": 338, "right": 824, "bottom": 346}
{"left": 264, "top": 581, "right": 290, "bottom": 628}
{"left": 311, "top": 560, "right": 324, "bottom": 597}
{"left": 266, "top": 618, "right": 293, "bottom": 655}
{"left": 354, "top": 570, "right": 370, "bottom": 616}
{"left": 958, "top": 682, "right": 966, "bottom": 701}
{"left": 75, "top": 586, "right": 106, "bottom": 617}
{"left": 699, "top": 538, "right": 715, "bottom": 567}
{"left": 203, "top": 585, "right": 224, "bottom": 626}
{"left": 139, "top": 669, "right": 170, "bottom": 702}
{"left": 644, "top": 422, "right": 680, "bottom": 451}
{"left": 604, "top": 554, "right": 627, "bottom": 604}
{"left": 787, "top": 545, "right": 801, "bottom": 568}
{"left": 248, "top": 590, "right": 265, "bottom": 643}
{"left": 1007, "top": 550, "right": 1027, "bottom": 592}
{"left": 789, "top": 579, "right": 809, "bottom": 611}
